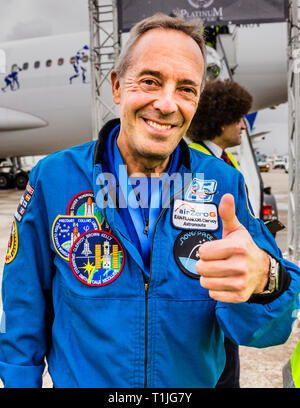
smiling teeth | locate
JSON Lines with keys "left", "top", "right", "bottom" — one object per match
{"left": 146, "top": 120, "right": 172, "bottom": 130}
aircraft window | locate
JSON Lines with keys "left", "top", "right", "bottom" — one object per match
{"left": 58, "top": 58, "right": 64, "bottom": 65}
{"left": 22, "top": 62, "right": 29, "bottom": 70}
{"left": 34, "top": 61, "right": 40, "bottom": 69}
{"left": 70, "top": 56, "right": 76, "bottom": 64}
{"left": 46, "top": 59, "right": 52, "bottom": 67}
{"left": 82, "top": 55, "right": 89, "bottom": 63}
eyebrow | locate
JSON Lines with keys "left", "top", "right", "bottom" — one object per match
{"left": 178, "top": 79, "right": 200, "bottom": 88}
{"left": 138, "top": 70, "right": 200, "bottom": 88}
{"left": 138, "top": 70, "right": 163, "bottom": 80}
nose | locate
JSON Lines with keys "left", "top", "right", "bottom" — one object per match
{"left": 152, "top": 86, "right": 178, "bottom": 115}
{"left": 240, "top": 118, "right": 247, "bottom": 129}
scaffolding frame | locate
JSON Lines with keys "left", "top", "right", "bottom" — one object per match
{"left": 88, "top": 0, "right": 120, "bottom": 140}
{"left": 287, "top": 0, "right": 300, "bottom": 266}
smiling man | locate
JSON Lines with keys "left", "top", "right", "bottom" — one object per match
{"left": 0, "top": 13, "right": 299, "bottom": 389}
{"left": 111, "top": 24, "right": 205, "bottom": 175}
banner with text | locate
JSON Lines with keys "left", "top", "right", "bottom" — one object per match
{"left": 117, "top": 0, "right": 288, "bottom": 31}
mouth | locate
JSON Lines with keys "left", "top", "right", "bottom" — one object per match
{"left": 142, "top": 118, "right": 177, "bottom": 132}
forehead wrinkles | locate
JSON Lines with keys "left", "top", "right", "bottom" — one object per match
{"left": 123, "top": 28, "right": 204, "bottom": 82}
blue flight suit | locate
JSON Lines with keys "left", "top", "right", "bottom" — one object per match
{"left": 0, "top": 119, "right": 299, "bottom": 388}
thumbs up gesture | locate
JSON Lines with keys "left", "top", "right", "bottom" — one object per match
{"left": 196, "top": 194, "right": 270, "bottom": 303}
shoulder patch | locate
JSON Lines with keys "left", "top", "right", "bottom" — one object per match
{"left": 15, "top": 182, "right": 34, "bottom": 222}
{"left": 5, "top": 218, "right": 18, "bottom": 264}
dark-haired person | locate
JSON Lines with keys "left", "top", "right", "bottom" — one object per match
{"left": 0, "top": 15, "right": 299, "bottom": 388}
{"left": 188, "top": 79, "right": 252, "bottom": 171}
{"left": 188, "top": 79, "right": 253, "bottom": 388}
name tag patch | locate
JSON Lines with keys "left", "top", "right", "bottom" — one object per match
{"left": 172, "top": 199, "right": 218, "bottom": 231}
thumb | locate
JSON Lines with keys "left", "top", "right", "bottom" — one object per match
{"left": 219, "top": 193, "right": 243, "bottom": 238}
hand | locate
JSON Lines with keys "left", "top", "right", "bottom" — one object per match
{"left": 196, "top": 193, "right": 270, "bottom": 303}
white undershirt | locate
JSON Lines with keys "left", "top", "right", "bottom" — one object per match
{"left": 202, "top": 140, "right": 223, "bottom": 159}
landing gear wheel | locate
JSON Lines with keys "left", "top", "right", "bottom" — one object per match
{"left": 15, "top": 172, "right": 28, "bottom": 190}
{"left": 0, "top": 173, "right": 10, "bottom": 189}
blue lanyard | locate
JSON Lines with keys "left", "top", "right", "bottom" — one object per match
{"left": 106, "top": 125, "right": 181, "bottom": 277}
{"left": 113, "top": 136, "right": 162, "bottom": 275}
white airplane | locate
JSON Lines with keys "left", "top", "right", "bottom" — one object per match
{"left": 0, "top": 31, "right": 92, "bottom": 158}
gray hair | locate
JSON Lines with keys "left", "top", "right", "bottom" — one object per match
{"left": 115, "top": 13, "right": 207, "bottom": 90}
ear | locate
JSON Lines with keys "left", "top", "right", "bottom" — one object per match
{"left": 111, "top": 70, "right": 121, "bottom": 105}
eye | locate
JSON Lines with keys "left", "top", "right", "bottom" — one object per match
{"left": 138, "top": 77, "right": 161, "bottom": 92}
{"left": 141, "top": 78, "right": 159, "bottom": 88}
{"left": 180, "top": 87, "right": 197, "bottom": 95}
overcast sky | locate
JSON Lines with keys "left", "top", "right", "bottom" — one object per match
{"left": 0, "top": 0, "right": 289, "bottom": 156}
{"left": 0, "top": 0, "right": 89, "bottom": 42}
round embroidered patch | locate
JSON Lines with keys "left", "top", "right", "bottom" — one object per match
{"left": 67, "top": 191, "right": 110, "bottom": 232}
{"left": 52, "top": 215, "right": 101, "bottom": 260}
{"left": 173, "top": 230, "right": 217, "bottom": 279}
{"left": 69, "top": 230, "right": 124, "bottom": 286}
{"left": 5, "top": 218, "right": 18, "bottom": 264}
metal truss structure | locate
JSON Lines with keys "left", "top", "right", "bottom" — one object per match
{"left": 287, "top": 0, "right": 300, "bottom": 265}
{"left": 88, "top": 0, "right": 120, "bottom": 140}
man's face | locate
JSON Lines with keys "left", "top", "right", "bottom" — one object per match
{"left": 111, "top": 28, "right": 205, "bottom": 167}
{"left": 220, "top": 118, "right": 246, "bottom": 148}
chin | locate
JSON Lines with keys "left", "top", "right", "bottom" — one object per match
{"left": 137, "top": 141, "right": 171, "bottom": 159}
{"left": 140, "top": 149, "right": 170, "bottom": 161}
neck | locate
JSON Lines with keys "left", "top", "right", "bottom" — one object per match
{"left": 123, "top": 154, "right": 170, "bottom": 177}
{"left": 210, "top": 137, "right": 226, "bottom": 151}
{"left": 116, "top": 140, "right": 170, "bottom": 177}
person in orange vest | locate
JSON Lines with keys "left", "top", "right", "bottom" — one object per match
{"left": 187, "top": 79, "right": 253, "bottom": 388}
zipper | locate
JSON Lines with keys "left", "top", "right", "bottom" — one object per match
{"left": 139, "top": 195, "right": 149, "bottom": 236}
{"left": 143, "top": 217, "right": 149, "bottom": 236}
{"left": 143, "top": 182, "right": 188, "bottom": 388}
{"left": 143, "top": 208, "right": 165, "bottom": 388}
{"left": 104, "top": 178, "right": 190, "bottom": 388}
{"left": 144, "top": 282, "right": 149, "bottom": 388}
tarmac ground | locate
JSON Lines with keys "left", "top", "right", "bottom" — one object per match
{"left": 0, "top": 167, "right": 298, "bottom": 388}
